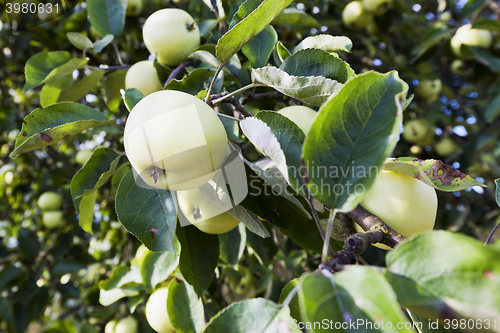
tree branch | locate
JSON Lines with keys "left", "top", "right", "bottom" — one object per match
{"left": 486, "top": 0, "right": 500, "bottom": 16}
{"left": 163, "top": 60, "right": 194, "bottom": 88}
{"left": 241, "top": 91, "right": 303, "bottom": 106}
{"left": 208, "top": 92, "right": 253, "bottom": 118}
{"left": 346, "top": 205, "right": 406, "bottom": 248}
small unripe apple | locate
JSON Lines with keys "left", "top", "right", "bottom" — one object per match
{"left": 37, "top": 192, "right": 63, "bottom": 210}
{"left": 402, "top": 119, "right": 431, "bottom": 143}
{"left": 342, "top": 1, "right": 373, "bottom": 30}
{"left": 451, "top": 24, "right": 493, "bottom": 57}
{"left": 76, "top": 150, "right": 93, "bottom": 165}
{"left": 42, "top": 211, "right": 66, "bottom": 229}
{"left": 124, "top": 90, "right": 228, "bottom": 191}
{"left": 143, "top": 9, "right": 200, "bottom": 66}
{"left": 145, "top": 287, "right": 175, "bottom": 333}
{"left": 416, "top": 79, "right": 442, "bottom": 103}
{"left": 177, "top": 187, "right": 241, "bottom": 234}
{"left": 126, "top": 0, "right": 143, "bottom": 16}
{"left": 354, "top": 170, "right": 437, "bottom": 250}
{"left": 115, "top": 316, "right": 138, "bottom": 333}
{"left": 362, "top": 0, "right": 392, "bottom": 15}
{"left": 277, "top": 106, "right": 317, "bottom": 135}
{"left": 105, "top": 320, "right": 118, "bottom": 333}
{"left": 125, "top": 61, "right": 162, "bottom": 96}
{"left": 435, "top": 137, "right": 460, "bottom": 156}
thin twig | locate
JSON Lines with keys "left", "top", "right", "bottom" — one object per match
{"left": 321, "top": 210, "right": 337, "bottom": 266}
{"left": 217, "top": 113, "right": 241, "bottom": 122}
{"left": 204, "top": 63, "right": 225, "bottom": 103}
{"left": 486, "top": 0, "right": 500, "bottom": 16}
{"left": 486, "top": 220, "right": 500, "bottom": 245}
{"left": 210, "top": 83, "right": 261, "bottom": 105}
{"left": 346, "top": 205, "right": 406, "bottom": 248}
{"left": 209, "top": 92, "right": 253, "bottom": 118}
{"left": 241, "top": 91, "right": 303, "bottom": 106}
{"left": 163, "top": 60, "right": 194, "bottom": 88}
{"left": 112, "top": 43, "right": 123, "bottom": 66}
{"left": 91, "top": 65, "right": 131, "bottom": 72}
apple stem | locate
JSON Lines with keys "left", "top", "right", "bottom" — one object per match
{"left": 204, "top": 63, "right": 225, "bottom": 103}
{"left": 112, "top": 43, "right": 123, "bottom": 66}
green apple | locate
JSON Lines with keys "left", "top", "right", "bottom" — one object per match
{"left": 231, "top": 266, "right": 255, "bottom": 296}
{"left": 125, "top": 60, "right": 163, "bottom": 96}
{"left": 277, "top": 106, "right": 317, "bottom": 135}
{"left": 342, "top": 1, "right": 373, "bottom": 30}
{"left": 143, "top": 9, "right": 200, "bottom": 66}
{"left": 42, "top": 211, "right": 66, "bottom": 229}
{"left": 124, "top": 90, "right": 228, "bottom": 191}
{"left": 362, "top": 0, "right": 392, "bottom": 15}
{"left": 105, "top": 320, "right": 118, "bottom": 333}
{"left": 451, "top": 24, "right": 493, "bottom": 57}
{"left": 177, "top": 187, "right": 240, "bottom": 234}
{"left": 126, "top": 0, "right": 143, "bottom": 16}
{"left": 435, "top": 137, "right": 460, "bottom": 156}
{"left": 416, "top": 79, "right": 442, "bottom": 103}
{"left": 37, "top": 192, "right": 63, "bottom": 210}
{"left": 145, "top": 286, "right": 175, "bottom": 333}
{"left": 354, "top": 170, "right": 437, "bottom": 250}
{"left": 114, "top": 316, "right": 138, "bottom": 333}
{"left": 402, "top": 119, "right": 431, "bottom": 143}
{"left": 76, "top": 150, "right": 93, "bottom": 165}
{"left": 365, "top": 20, "right": 380, "bottom": 36}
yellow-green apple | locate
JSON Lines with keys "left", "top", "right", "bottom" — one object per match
{"left": 277, "top": 106, "right": 317, "bottom": 135}
{"left": 362, "top": 0, "right": 392, "bottom": 15}
{"left": 435, "top": 137, "right": 460, "bottom": 156}
{"left": 451, "top": 24, "right": 493, "bottom": 57}
{"left": 125, "top": 61, "right": 163, "bottom": 96}
{"left": 177, "top": 187, "right": 240, "bottom": 234}
{"left": 143, "top": 9, "right": 200, "bottom": 66}
{"left": 126, "top": 0, "right": 143, "bottom": 16}
{"left": 342, "top": 1, "right": 373, "bottom": 30}
{"left": 354, "top": 170, "right": 437, "bottom": 249}
{"left": 123, "top": 90, "right": 228, "bottom": 191}
{"left": 416, "top": 79, "right": 442, "bottom": 103}
{"left": 114, "top": 316, "right": 138, "bottom": 333}
{"left": 42, "top": 211, "right": 66, "bottom": 229}
{"left": 37, "top": 192, "right": 63, "bottom": 210}
{"left": 145, "top": 286, "right": 175, "bottom": 333}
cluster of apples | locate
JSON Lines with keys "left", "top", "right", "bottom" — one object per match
{"left": 403, "top": 119, "right": 460, "bottom": 157}
{"left": 342, "top": 0, "right": 392, "bottom": 30}
{"left": 37, "top": 192, "right": 65, "bottom": 229}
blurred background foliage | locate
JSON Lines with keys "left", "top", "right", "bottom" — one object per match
{"left": 0, "top": 0, "right": 499, "bottom": 331}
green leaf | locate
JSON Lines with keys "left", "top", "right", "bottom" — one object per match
{"left": 204, "top": 298, "right": 300, "bottom": 333}
{"left": 460, "top": 0, "right": 486, "bottom": 19}
{"left": 253, "top": 111, "right": 306, "bottom": 191}
{"left": 384, "top": 157, "right": 486, "bottom": 191}
{"left": 164, "top": 68, "right": 215, "bottom": 95}
{"left": 387, "top": 231, "right": 500, "bottom": 312}
{"left": 40, "top": 73, "right": 73, "bottom": 107}
{"left": 280, "top": 218, "right": 343, "bottom": 254}
{"left": 115, "top": 171, "right": 177, "bottom": 253}
{"left": 279, "top": 278, "right": 301, "bottom": 321}
{"left": 11, "top": 102, "right": 114, "bottom": 158}
{"left": 242, "top": 25, "right": 278, "bottom": 68}
{"left": 219, "top": 224, "right": 246, "bottom": 265}
{"left": 216, "top": 0, "right": 294, "bottom": 63}
{"left": 240, "top": 161, "right": 311, "bottom": 229}
{"left": 0, "top": 266, "right": 22, "bottom": 290}
{"left": 41, "top": 70, "right": 104, "bottom": 107}
{"left": 280, "top": 48, "right": 355, "bottom": 84}
{"left": 98, "top": 265, "right": 143, "bottom": 306}
{"left": 77, "top": 191, "right": 97, "bottom": 234}
{"left": 141, "top": 244, "right": 180, "bottom": 291}
{"left": 485, "top": 94, "right": 500, "bottom": 124}
{"left": 71, "top": 148, "right": 120, "bottom": 233}
{"left": 294, "top": 35, "right": 352, "bottom": 53}
{"left": 303, "top": 71, "right": 407, "bottom": 212}
{"left": 299, "top": 267, "right": 414, "bottom": 333}
{"left": 472, "top": 18, "right": 500, "bottom": 31}
{"left": 226, "top": 205, "right": 270, "bottom": 238}
{"left": 111, "top": 162, "right": 131, "bottom": 198}
{"left": 23, "top": 51, "right": 87, "bottom": 92}
{"left": 122, "top": 88, "right": 145, "bottom": 112}
{"left": 272, "top": 8, "right": 320, "bottom": 27}
{"left": 409, "top": 28, "right": 453, "bottom": 64}
{"left": 276, "top": 41, "right": 291, "bottom": 62}
{"left": 176, "top": 224, "right": 219, "bottom": 295}
{"left": 87, "top": 0, "right": 126, "bottom": 39}
{"left": 470, "top": 47, "right": 500, "bottom": 73}
{"left": 93, "top": 34, "right": 114, "bottom": 52}
{"left": 167, "top": 279, "right": 205, "bottom": 333}
{"left": 66, "top": 32, "right": 94, "bottom": 50}
{"left": 104, "top": 70, "right": 126, "bottom": 112}
{"left": 251, "top": 66, "right": 344, "bottom": 107}
{"left": 228, "top": 0, "right": 265, "bottom": 30}
{"left": 189, "top": 50, "right": 221, "bottom": 69}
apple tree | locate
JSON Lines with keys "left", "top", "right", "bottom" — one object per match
{"left": 1, "top": 0, "right": 500, "bottom": 332}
